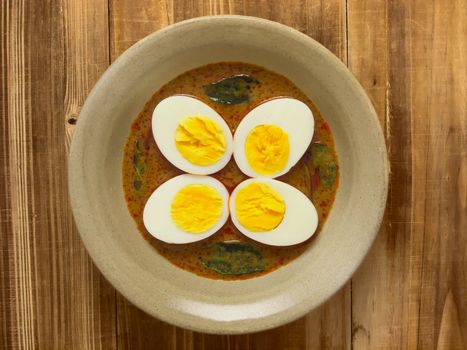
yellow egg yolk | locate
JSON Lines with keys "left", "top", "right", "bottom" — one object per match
{"left": 245, "top": 124, "right": 290, "bottom": 175}
{"left": 235, "top": 182, "right": 286, "bottom": 232}
{"left": 170, "top": 184, "right": 223, "bottom": 233}
{"left": 175, "top": 115, "right": 227, "bottom": 166}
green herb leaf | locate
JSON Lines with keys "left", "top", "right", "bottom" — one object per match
{"left": 203, "top": 75, "right": 259, "bottom": 105}
{"left": 133, "top": 140, "right": 145, "bottom": 191}
{"left": 311, "top": 143, "right": 332, "bottom": 165}
{"left": 319, "top": 163, "right": 337, "bottom": 187}
{"left": 133, "top": 179, "right": 142, "bottom": 191}
{"left": 201, "top": 242, "right": 265, "bottom": 275}
{"left": 311, "top": 143, "right": 337, "bottom": 188}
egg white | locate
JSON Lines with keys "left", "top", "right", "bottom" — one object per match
{"left": 233, "top": 98, "right": 314, "bottom": 178}
{"left": 152, "top": 95, "right": 233, "bottom": 175}
{"left": 229, "top": 178, "right": 318, "bottom": 246}
{"left": 143, "top": 174, "right": 230, "bottom": 244}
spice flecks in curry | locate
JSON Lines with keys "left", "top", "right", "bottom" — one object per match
{"left": 122, "top": 62, "right": 339, "bottom": 280}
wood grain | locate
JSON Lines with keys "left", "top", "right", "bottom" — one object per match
{"left": 0, "top": 0, "right": 115, "bottom": 349}
{"left": 1, "top": 0, "right": 466, "bottom": 349}
{"left": 349, "top": 0, "right": 467, "bottom": 349}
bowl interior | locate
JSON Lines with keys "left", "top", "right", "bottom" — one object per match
{"left": 70, "top": 16, "right": 387, "bottom": 334}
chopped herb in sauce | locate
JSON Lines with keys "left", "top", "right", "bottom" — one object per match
{"left": 311, "top": 143, "right": 337, "bottom": 188}
{"left": 319, "top": 163, "right": 337, "bottom": 187}
{"left": 203, "top": 74, "right": 259, "bottom": 105}
{"left": 201, "top": 242, "right": 265, "bottom": 275}
{"left": 133, "top": 140, "right": 145, "bottom": 192}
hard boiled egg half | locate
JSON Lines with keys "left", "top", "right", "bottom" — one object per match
{"left": 143, "top": 174, "right": 230, "bottom": 244}
{"left": 229, "top": 178, "right": 318, "bottom": 246}
{"left": 152, "top": 95, "right": 233, "bottom": 175}
{"left": 233, "top": 98, "right": 314, "bottom": 178}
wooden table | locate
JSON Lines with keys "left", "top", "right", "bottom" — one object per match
{"left": 1, "top": 1, "right": 466, "bottom": 349}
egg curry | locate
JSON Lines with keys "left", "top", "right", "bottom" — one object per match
{"left": 122, "top": 62, "right": 339, "bottom": 280}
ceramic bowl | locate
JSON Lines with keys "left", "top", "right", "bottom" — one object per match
{"left": 69, "top": 15, "right": 388, "bottom": 334}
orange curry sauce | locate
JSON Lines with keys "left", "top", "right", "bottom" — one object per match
{"left": 122, "top": 62, "right": 339, "bottom": 280}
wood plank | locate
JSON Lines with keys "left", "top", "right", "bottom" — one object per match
{"left": 110, "top": 1, "right": 349, "bottom": 349}
{"left": 346, "top": 1, "right": 396, "bottom": 348}
{"left": 0, "top": 0, "right": 116, "bottom": 349}
{"left": 410, "top": 1, "right": 466, "bottom": 347}
{"left": 348, "top": 0, "right": 467, "bottom": 348}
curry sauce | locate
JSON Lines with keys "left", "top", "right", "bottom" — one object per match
{"left": 122, "top": 62, "right": 339, "bottom": 280}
